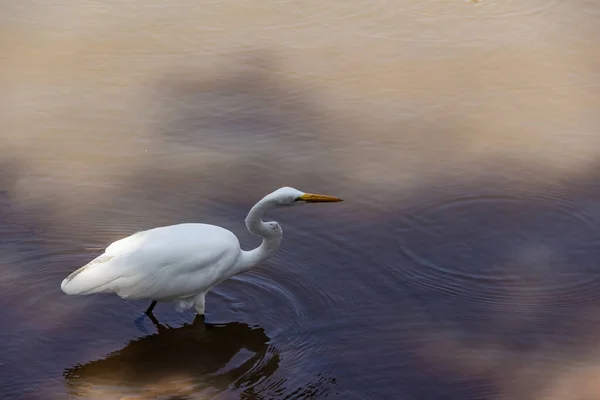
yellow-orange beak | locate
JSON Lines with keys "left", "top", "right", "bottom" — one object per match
{"left": 296, "top": 193, "right": 343, "bottom": 203}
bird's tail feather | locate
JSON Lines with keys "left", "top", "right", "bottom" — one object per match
{"left": 60, "top": 254, "right": 121, "bottom": 295}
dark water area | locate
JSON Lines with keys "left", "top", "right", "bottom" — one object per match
{"left": 3, "top": 1, "right": 600, "bottom": 399}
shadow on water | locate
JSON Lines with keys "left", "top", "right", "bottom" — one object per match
{"left": 63, "top": 315, "right": 336, "bottom": 399}
{"left": 63, "top": 317, "right": 282, "bottom": 399}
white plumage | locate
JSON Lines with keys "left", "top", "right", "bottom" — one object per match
{"left": 60, "top": 187, "right": 342, "bottom": 318}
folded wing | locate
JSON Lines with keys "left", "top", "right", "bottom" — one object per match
{"left": 61, "top": 223, "right": 241, "bottom": 300}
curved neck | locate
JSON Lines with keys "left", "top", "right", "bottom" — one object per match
{"left": 232, "top": 196, "right": 283, "bottom": 275}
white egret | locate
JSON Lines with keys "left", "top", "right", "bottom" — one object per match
{"left": 60, "top": 187, "right": 342, "bottom": 320}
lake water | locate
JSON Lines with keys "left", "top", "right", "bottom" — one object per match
{"left": 2, "top": 1, "right": 600, "bottom": 399}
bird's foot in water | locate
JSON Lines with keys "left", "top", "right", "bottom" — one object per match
{"left": 189, "top": 314, "right": 206, "bottom": 336}
{"left": 134, "top": 300, "right": 159, "bottom": 332}
{"left": 192, "top": 313, "right": 205, "bottom": 326}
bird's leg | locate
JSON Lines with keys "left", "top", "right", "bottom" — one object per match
{"left": 146, "top": 311, "right": 169, "bottom": 332}
{"left": 134, "top": 300, "right": 158, "bottom": 332}
{"left": 193, "top": 292, "right": 206, "bottom": 323}
{"left": 144, "top": 300, "right": 157, "bottom": 316}
{"left": 186, "top": 294, "right": 206, "bottom": 335}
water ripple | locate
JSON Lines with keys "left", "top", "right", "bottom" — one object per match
{"left": 394, "top": 180, "right": 600, "bottom": 315}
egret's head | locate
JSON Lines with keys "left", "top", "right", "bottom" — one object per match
{"left": 269, "top": 186, "right": 343, "bottom": 207}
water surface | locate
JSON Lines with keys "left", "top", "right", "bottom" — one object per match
{"left": 2, "top": 1, "right": 600, "bottom": 399}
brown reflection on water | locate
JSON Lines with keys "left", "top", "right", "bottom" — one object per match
{"left": 63, "top": 315, "right": 335, "bottom": 398}
{"left": 63, "top": 317, "right": 281, "bottom": 399}
{"left": 3, "top": 0, "right": 600, "bottom": 399}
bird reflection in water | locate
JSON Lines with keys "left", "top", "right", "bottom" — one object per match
{"left": 63, "top": 315, "right": 280, "bottom": 399}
